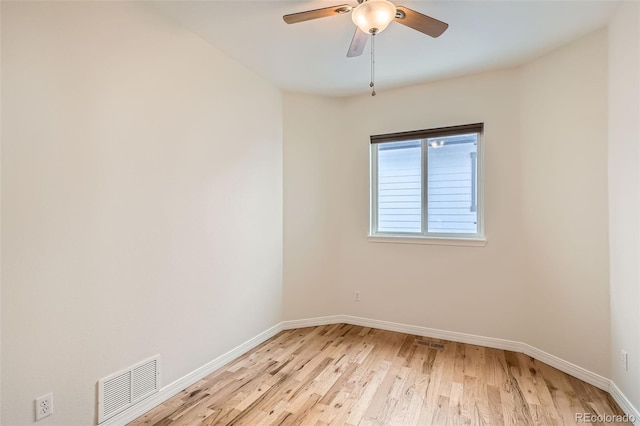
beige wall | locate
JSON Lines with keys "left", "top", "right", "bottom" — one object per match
{"left": 1, "top": 2, "right": 283, "bottom": 425}
{"left": 520, "top": 30, "right": 610, "bottom": 375}
{"left": 283, "top": 30, "right": 611, "bottom": 376}
{"left": 608, "top": 0, "right": 640, "bottom": 409}
{"left": 337, "top": 70, "right": 527, "bottom": 340}
{"left": 283, "top": 94, "right": 343, "bottom": 320}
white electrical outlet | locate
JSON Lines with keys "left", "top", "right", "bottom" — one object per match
{"left": 354, "top": 291, "right": 360, "bottom": 301}
{"left": 35, "top": 393, "right": 53, "bottom": 421}
{"left": 621, "top": 350, "right": 629, "bottom": 371}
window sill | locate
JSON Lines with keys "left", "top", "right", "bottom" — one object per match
{"left": 368, "top": 235, "right": 487, "bottom": 247}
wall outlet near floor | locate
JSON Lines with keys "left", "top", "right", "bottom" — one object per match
{"left": 35, "top": 392, "right": 53, "bottom": 421}
{"left": 354, "top": 291, "right": 360, "bottom": 301}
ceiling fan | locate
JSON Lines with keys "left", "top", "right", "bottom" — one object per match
{"left": 282, "top": 0, "right": 449, "bottom": 58}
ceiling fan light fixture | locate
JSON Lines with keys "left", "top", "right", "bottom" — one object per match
{"left": 351, "top": 0, "right": 397, "bottom": 34}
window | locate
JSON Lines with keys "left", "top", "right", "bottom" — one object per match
{"left": 370, "top": 123, "right": 484, "bottom": 241}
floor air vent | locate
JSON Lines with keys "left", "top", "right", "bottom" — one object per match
{"left": 416, "top": 340, "right": 445, "bottom": 349}
{"left": 98, "top": 355, "right": 160, "bottom": 424}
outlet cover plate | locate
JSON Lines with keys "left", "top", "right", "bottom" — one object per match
{"left": 35, "top": 393, "right": 53, "bottom": 421}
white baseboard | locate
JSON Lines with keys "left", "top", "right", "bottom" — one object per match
{"left": 101, "top": 314, "right": 639, "bottom": 426}
{"left": 610, "top": 381, "right": 640, "bottom": 426}
{"left": 280, "top": 314, "right": 345, "bottom": 330}
{"left": 520, "top": 343, "right": 610, "bottom": 390}
{"left": 99, "top": 322, "right": 283, "bottom": 426}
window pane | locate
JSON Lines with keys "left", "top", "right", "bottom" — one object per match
{"left": 377, "top": 140, "right": 421, "bottom": 233}
{"left": 427, "top": 133, "right": 478, "bottom": 234}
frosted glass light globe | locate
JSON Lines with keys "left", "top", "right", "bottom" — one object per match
{"left": 351, "top": 0, "right": 397, "bottom": 34}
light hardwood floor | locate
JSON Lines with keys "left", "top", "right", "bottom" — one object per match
{"left": 129, "top": 324, "right": 630, "bottom": 425}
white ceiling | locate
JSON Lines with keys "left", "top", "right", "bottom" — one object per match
{"left": 149, "top": 0, "right": 620, "bottom": 96}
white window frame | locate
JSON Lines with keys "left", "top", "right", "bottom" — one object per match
{"left": 369, "top": 123, "right": 486, "bottom": 246}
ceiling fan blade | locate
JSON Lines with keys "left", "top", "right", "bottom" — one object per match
{"left": 394, "top": 6, "right": 448, "bottom": 38}
{"left": 347, "top": 29, "right": 368, "bottom": 57}
{"left": 283, "top": 5, "right": 353, "bottom": 24}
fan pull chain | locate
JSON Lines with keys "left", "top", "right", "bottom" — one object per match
{"left": 370, "top": 33, "right": 376, "bottom": 96}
